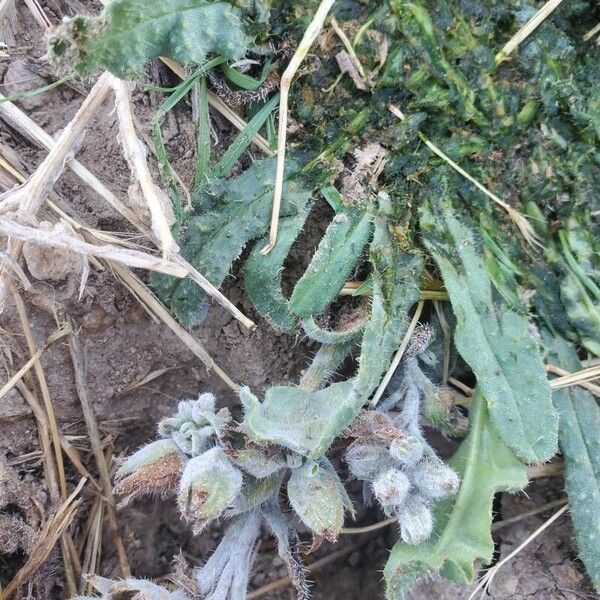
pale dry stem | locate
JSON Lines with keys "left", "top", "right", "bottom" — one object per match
{"left": 110, "top": 76, "right": 177, "bottom": 258}
{"left": 261, "top": 0, "right": 336, "bottom": 255}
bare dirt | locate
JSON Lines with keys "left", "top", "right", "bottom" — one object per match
{"left": 0, "top": 2, "right": 597, "bottom": 599}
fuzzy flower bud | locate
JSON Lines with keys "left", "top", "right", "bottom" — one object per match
{"left": 345, "top": 443, "right": 394, "bottom": 481}
{"left": 412, "top": 457, "right": 460, "bottom": 499}
{"left": 389, "top": 435, "right": 424, "bottom": 467}
{"left": 159, "top": 393, "right": 231, "bottom": 456}
{"left": 113, "top": 439, "right": 183, "bottom": 506}
{"left": 287, "top": 460, "right": 346, "bottom": 541}
{"left": 178, "top": 447, "right": 242, "bottom": 532}
{"left": 398, "top": 495, "right": 433, "bottom": 545}
{"left": 372, "top": 468, "right": 410, "bottom": 509}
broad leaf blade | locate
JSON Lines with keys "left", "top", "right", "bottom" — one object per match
{"left": 48, "top": 0, "right": 264, "bottom": 77}
{"left": 240, "top": 380, "right": 361, "bottom": 459}
{"left": 384, "top": 390, "right": 527, "bottom": 598}
{"left": 419, "top": 181, "right": 557, "bottom": 462}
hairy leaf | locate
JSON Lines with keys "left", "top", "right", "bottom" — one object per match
{"left": 153, "top": 158, "right": 313, "bottom": 325}
{"left": 289, "top": 210, "right": 372, "bottom": 318}
{"left": 244, "top": 208, "right": 311, "bottom": 332}
{"left": 355, "top": 205, "right": 423, "bottom": 397}
{"left": 48, "top": 0, "right": 266, "bottom": 77}
{"left": 546, "top": 334, "right": 600, "bottom": 591}
{"left": 420, "top": 182, "right": 557, "bottom": 462}
{"left": 384, "top": 390, "right": 527, "bottom": 597}
{"left": 240, "top": 380, "right": 361, "bottom": 459}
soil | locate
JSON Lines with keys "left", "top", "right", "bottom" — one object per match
{"left": 0, "top": 2, "right": 598, "bottom": 599}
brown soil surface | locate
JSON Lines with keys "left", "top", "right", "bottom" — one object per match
{"left": 0, "top": 2, "right": 597, "bottom": 599}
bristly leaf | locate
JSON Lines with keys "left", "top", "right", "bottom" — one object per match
{"left": 355, "top": 201, "right": 423, "bottom": 397}
{"left": 546, "top": 333, "right": 600, "bottom": 591}
{"left": 289, "top": 210, "right": 372, "bottom": 318}
{"left": 48, "top": 0, "right": 268, "bottom": 78}
{"left": 152, "top": 157, "right": 313, "bottom": 325}
{"left": 244, "top": 208, "right": 311, "bottom": 332}
{"left": 384, "top": 390, "right": 527, "bottom": 597}
{"left": 419, "top": 178, "right": 557, "bottom": 463}
{"left": 240, "top": 380, "right": 362, "bottom": 459}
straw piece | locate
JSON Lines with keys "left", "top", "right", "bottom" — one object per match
{"left": 495, "top": 0, "right": 564, "bottom": 63}
{"left": 67, "top": 318, "right": 131, "bottom": 577}
{"left": 3, "top": 478, "right": 86, "bottom": 599}
{"left": 110, "top": 77, "right": 177, "bottom": 258}
{"left": 369, "top": 300, "right": 425, "bottom": 408}
{"left": 0, "top": 97, "right": 256, "bottom": 329}
{"left": 0, "top": 216, "right": 188, "bottom": 277}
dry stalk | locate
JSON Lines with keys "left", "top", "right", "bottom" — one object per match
{"left": 11, "top": 287, "right": 78, "bottom": 594}
{"left": 16, "top": 380, "right": 101, "bottom": 491}
{"left": 110, "top": 76, "right": 177, "bottom": 258}
{"left": 0, "top": 323, "right": 69, "bottom": 401}
{"left": 2, "top": 478, "right": 86, "bottom": 599}
{"left": 548, "top": 363, "right": 600, "bottom": 394}
{"left": 0, "top": 97, "right": 256, "bottom": 329}
{"left": 583, "top": 22, "right": 600, "bottom": 42}
{"left": 369, "top": 300, "right": 425, "bottom": 408}
{"left": 467, "top": 503, "right": 569, "bottom": 599}
{"left": 0, "top": 216, "right": 188, "bottom": 277}
{"left": 67, "top": 318, "right": 131, "bottom": 577}
{"left": 0, "top": 74, "right": 113, "bottom": 311}
{"left": 261, "top": 0, "right": 336, "bottom": 255}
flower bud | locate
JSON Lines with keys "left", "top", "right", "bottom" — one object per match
{"left": 159, "top": 393, "right": 230, "bottom": 456}
{"left": 345, "top": 444, "right": 394, "bottom": 481}
{"left": 372, "top": 468, "right": 410, "bottom": 508}
{"left": 287, "top": 460, "right": 345, "bottom": 541}
{"left": 113, "top": 439, "right": 183, "bottom": 506}
{"left": 398, "top": 495, "right": 433, "bottom": 545}
{"left": 178, "top": 447, "right": 242, "bottom": 531}
{"left": 389, "top": 435, "right": 424, "bottom": 467}
{"left": 412, "top": 458, "right": 460, "bottom": 499}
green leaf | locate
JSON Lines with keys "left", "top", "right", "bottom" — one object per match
{"left": 152, "top": 157, "right": 313, "bottom": 325}
{"left": 355, "top": 206, "right": 423, "bottom": 397}
{"left": 419, "top": 181, "right": 557, "bottom": 462}
{"left": 244, "top": 208, "right": 311, "bottom": 332}
{"left": 384, "top": 390, "right": 527, "bottom": 598}
{"left": 240, "top": 380, "right": 362, "bottom": 459}
{"left": 48, "top": 0, "right": 265, "bottom": 78}
{"left": 289, "top": 210, "right": 372, "bottom": 318}
{"left": 545, "top": 334, "right": 600, "bottom": 591}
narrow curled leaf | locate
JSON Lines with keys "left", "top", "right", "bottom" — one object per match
{"left": 290, "top": 210, "right": 372, "bottom": 317}
{"left": 420, "top": 181, "right": 557, "bottom": 462}
{"left": 546, "top": 334, "right": 600, "bottom": 591}
{"left": 384, "top": 390, "right": 527, "bottom": 597}
{"left": 244, "top": 208, "right": 311, "bottom": 332}
{"left": 153, "top": 157, "right": 313, "bottom": 325}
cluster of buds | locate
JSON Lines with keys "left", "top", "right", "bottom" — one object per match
{"left": 345, "top": 411, "right": 459, "bottom": 544}
{"left": 114, "top": 393, "right": 246, "bottom": 533}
